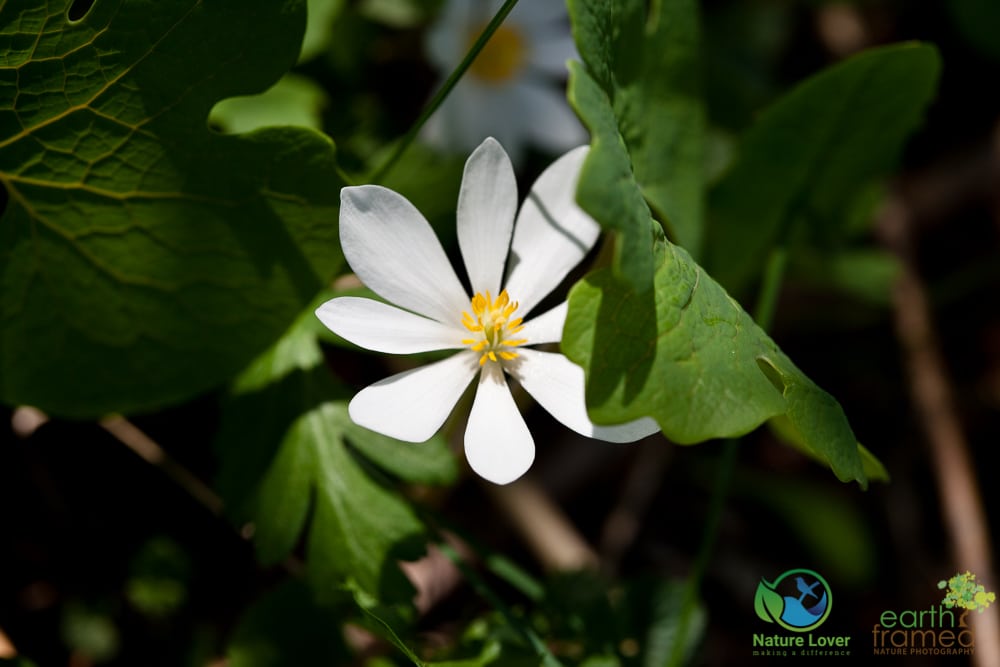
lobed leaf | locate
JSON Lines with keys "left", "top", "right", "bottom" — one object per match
{"left": 215, "top": 301, "right": 456, "bottom": 600}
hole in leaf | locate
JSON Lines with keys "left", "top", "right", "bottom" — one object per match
{"left": 67, "top": 0, "right": 96, "bottom": 22}
{"left": 0, "top": 181, "right": 8, "bottom": 218}
{"left": 755, "top": 356, "right": 788, "bottom": 395}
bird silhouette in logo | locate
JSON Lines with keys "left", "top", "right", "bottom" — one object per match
{"left": 795, "top": 576, "right": 821, "bottom": 603}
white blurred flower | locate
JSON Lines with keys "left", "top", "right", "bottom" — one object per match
{"left": 316, "top": 138, "right": 658, "bottom": 484}
{"left": 421, "top": 0, "right": 587, "bottom": 164}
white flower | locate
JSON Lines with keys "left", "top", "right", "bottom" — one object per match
{"left": 421, "top": 0, "right": 587, "bottom": 164}
{"left": 316, "top": 138, "right": 659, "bottom": 484}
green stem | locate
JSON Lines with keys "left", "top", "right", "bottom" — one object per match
{"left": 368, "top": 0, "right": 521, "bottom": 184}
{"left": 753, "top": 246, "right": 789, "bottom": 331}
{"left": 668, "top": 245, "right": 789, "bottom": 666}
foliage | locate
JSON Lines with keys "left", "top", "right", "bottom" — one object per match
{"left": 0, "top": 0, "right": 957, "bottom": 664}
{"left": 0, "top": 0, "right": 344, "bottom": 416}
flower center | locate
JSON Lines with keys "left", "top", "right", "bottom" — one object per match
{"left": 467, "top": 24, "right": 527, "bottom": 83}
{"left": 462, "top": 289, "right": 528, "bottom": 366}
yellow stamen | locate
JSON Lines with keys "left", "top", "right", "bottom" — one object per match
{"left": 468, "top": 24, "right": 527, "bottom": 83}
{"left": 461, "top": 288, "right": 529, "bottom": 366}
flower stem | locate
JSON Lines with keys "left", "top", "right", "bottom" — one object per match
{"left": 368, "top": 0, "right": 521, "bottom": 183}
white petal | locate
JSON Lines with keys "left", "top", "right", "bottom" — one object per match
{"left": 509, "top": 348, "right": 661, "bottom": 442}
{"left": 349, "top": 351, "right": 479, "bottom": 442}
{"left": 464, "top": 362, "right": 534, "bottom": 484}
{"left": 340, "top": 186, "right": 470, "bottom": 324}
{"left": 509, "top": 0, "right": 569, "bottom": 25}
{"left": 421, "top": 83, "right": 525, "bottom": 160}
{"left": 316, "top": 297, "right": 465, "bottom": 354}
{"left": 503, "top": 146, "right": 599, "bottom": 315}
{"left": 518, "top": 301, "right": 567, "bottom": 345}
{"left": 526, "top": 33, "right": 579, "bottom": 77}
{"left": 518, "top": 83, "right": 589, "bottom": 152}
{"left": 457, "top": 138, "right": 518, "bottom": 296}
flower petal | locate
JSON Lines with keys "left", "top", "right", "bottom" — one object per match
{"left": 349, "top": 351, "right": 479, "bottom": 442}
{"left": 316, "top": 297, "right": 465, "bottom": 354}
{"left": 525, "top": 32, "right": 578, "bottom": 77}
{"left": 457, "top": 138, "right": 518, "bottom": 296}
{"left": 464, "top": 362, "right": 535, "bottom": 484}
{"left": 519, "top": 301, "right": 567, "bottom": 345}
{"left": 340, "top": 185, "right": 469, "bottom": 324}
{"left": 427, "top": 82, "right": 536, "bottom": 164}
{"left": 503, "top": 146, "right": 600, "bottom": 315}
{"left": 509, "top": 348, "right": 661, "bottom": 442}
{"left": 518, "top": 83, "right": 589, "bottom": 152}
{"left": 510, "top": 0, "right": 571, "bottom": 25}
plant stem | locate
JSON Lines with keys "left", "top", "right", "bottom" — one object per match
{"left": 368, "top": 0, "right": 521, "bottom": 184}
{"left": 753, "top": 246, "right": 789, "bottom": 332}
{"left": 668, "top": 245, "right": 789, "bottom": 666}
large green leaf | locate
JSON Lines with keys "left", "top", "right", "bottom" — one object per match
{"left": 704, "top": 43, "right": 940, "bottom": 292}
{"left": 567, "top": 0, "right": 705, "bottom": 289}
{"left": 563, "top": 240, "right": 869, "bottom": 486}
{"left": 0, "top": 0, "right": 344, "bottom": 417}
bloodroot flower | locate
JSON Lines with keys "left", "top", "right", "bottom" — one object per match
{"left": 421, "top": 0, "right": 587, "bottom": 163}
{"left": 316, "top": 138, "right": 659, "bottom": 484}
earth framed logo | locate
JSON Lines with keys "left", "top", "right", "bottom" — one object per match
{"left": 755, "top": 569, "right": 832, "bottom": 632}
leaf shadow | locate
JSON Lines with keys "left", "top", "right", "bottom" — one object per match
{"left": 586, "top": 273, "right": 657, "bottom": 408}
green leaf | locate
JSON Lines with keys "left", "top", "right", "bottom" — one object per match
{"left": 255, "top": 396, "right": 428, "bottom": 598}
{"left": 789, "top": 249, "right": 901, "bottom": 307}
{"left": 768, "top": 414, "right": 889, "bottom": 485}
{"left": 300, "top": 0, "right": 347, "bottom": 62}
{"left": 343, "top": 418, "right": 458, "bottom": 486}
{"left": 625, "top": 579, "right": 705, "bottom": 667}
{"left": 733, "top": 470, "right": 878, "bottom": 586}
{"left": 210, "top": 74, "right": 329, "bottom": 134}
{"left": 349, "top": 583, "right": 427, "bottom": 667}
{"left": 0, "top": 0, "right": 344, "bottom": 417}
{"left": 567, "top": 0, "right": 706, "bottom": 288}
{"left": 753, "top": 579, "right": 783, "bottom": 624}
{"left": 705, "top": 43, "right": 941, "bottom": 292}
{"left": 215, "top": 302, "right": 453, "bottom": 600}
{"left": 563, "top": 240, "right": 869, "bottom": 486}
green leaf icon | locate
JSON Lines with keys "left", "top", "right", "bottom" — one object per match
{"left": 754, "top": 579, "right": 784, "bottom": 624}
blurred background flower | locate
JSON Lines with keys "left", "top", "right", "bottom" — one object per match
{"left": 421, "top": 0, "right": 588, "bottom": 164}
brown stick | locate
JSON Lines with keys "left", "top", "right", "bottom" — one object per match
{"left": 100, "top": 416, "right": 224, "bottom": 517}
{"left": 484, "top": 477, "right": 598, "bottom": 572}
{"left": 880, "top": 197, "right": 999, "bottom": 667}
{"left": 0, "top": 628, "right": 16, "bottom": 658}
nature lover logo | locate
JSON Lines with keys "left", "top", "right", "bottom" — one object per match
{"left": 755, "top": 569, "right": 832, "bottom": 632}
{"left": 752, "top": 569, "right": 850, "bottom": 658}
